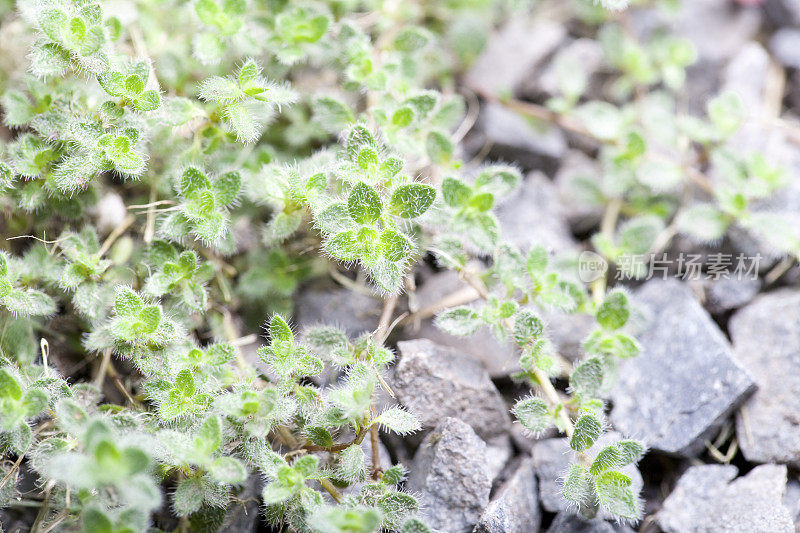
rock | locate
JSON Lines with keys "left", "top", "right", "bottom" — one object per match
{"left": 537, "top": 38, "right": 605, "bottom": 98}
{"left": 771, "top": 29, "right": 800, "bottom": 69}
{"left": 496, "top": 171, "right": 577, "bottom": 254}
{"left": 95, "top": 191, "right": 127, "bottom": 233}
{"left": 729, "top": 290, "right": 800, "bottom": 467}
{"left": 393, "top": 339, "right": 511, "bottom": 440}
{"left": 541, "top": 310, "right": 596, "bottom": 363}
{"left": 783, "top": 477, "right": 800, "bottom": 529}
{"left": 464, "top": 19, "right": 565, "bottom": 97}
{"left": 546, "top": 512, "right": 635, "bottom": 533}
{"left": 768, "top": 0, "right": 800, "bottom": 27}
{"left": 294, "top": 287, "right": 382, "bottom": 338}
{"left": 554, "top": 150, "right": 604, "bottom": 234}
{"left": 610, "top": 279, "right": 756, "bottom": 456}
{"left": 474, "top": 457, "right": 541, "bottom": 533}
{"left": 658, "top": 464, "right": 794, "bottom": 533}
{"left": 467, "top": 103, "right": 567, "bottom": 173}
{"left": 702, "top": 277, "right": 762, "bottom": 314}
{"left": 532, "top": 434, "right": 643, "bottom": 517}
{"left": 403, "top": 270, "right": 518, "bottom": 377}
{"left": 484, "top": 435, "right": 513, "bottom": 484}
{"left": 221, "top": 475, "right": 261, "bottom": 532}
{"left": 407, "top": 418, "right": 491, "bottom": 533}
{"left": 632, "top": 0, "right": 761, "bottom": 63}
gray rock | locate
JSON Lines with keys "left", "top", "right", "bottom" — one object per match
{"left": 484, "top": 435, "right": 513, "bottom": 484}
{"left": 632, "top": 0, "right": 761, "bottom": 63}
{"left": 659, "top": 464, "right": 794, "bottom": 533}
{"left": 546, "top": 512, "right": 635, "bottom": 533}
{"left": 294, "top": 287, "right": 382, "bottom": 338}
{"left": 468, "top": 103, "right": 567, "bottom": 173}
{"left": 554, "top": 150, "right": 604, "bottom": 234}
{"left": 771, "top": 29, "right": 800, "bottom": 69}
{"left": 532, "top": 434, "right": 643, "bottom": 517}
{"left": 729, "top": 290, "right": 800, "bottom": 467}
{"left": 783, "top": 477, "right": 800, "bottom": 531}
{"left": 610, "top": 279, "right": 756, "bottom": 456}
{"left": 536, "top": 38, "right": 605, "bottom": 98}
{"left": 658, "top": 464, "right": 739, "bottom": 532}
{"left": 474, "top": 457, "right": 541, "bottom": 533}
{"left": 464, "top": 19, "right": 565, "bottom": 97}
{"left": 407, "top": 418, "right": 491, "bottom": 533}
{"left": 541, "top": 310, "right": 596, "bottom": 363}
{"left": 702, "top": 277, "right": 762, "bottom": 314}
{"left": 94, "top": 191, "right": 127, "bottom": 233}
{"left": 403, "top": 270, "right": 519, "bottom": 377}
{"left": 496, "top": 171, "right": 578, "bottom": 255}
{"left": 393, "top": 339, "right": 511, "bottom": 440}
{"left": 771, "top": 0, "right": 800, "bottom": 26}
{"left": 222, "top": 475, "right": 262, "bottom": 532}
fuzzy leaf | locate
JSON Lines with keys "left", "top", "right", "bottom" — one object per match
{"left": 347, "top": 182, "right": 382, "bottom": 225}
{"left": 596, "top": 290, "right": 630, "bottom": 331}
{"left": 390, "top": 183, "right": 436, "bottom": 219}
{"left": 435, "top": 307, "right": 482, "bottom": 337}
{"left": 512, "top": 397, "right": 550, "bottom": 434}
{"left": 569, "top": 413, "right": 602, "bottom": 452}
{"left": 372, "top": 407, "right": 421, "bottom": 435}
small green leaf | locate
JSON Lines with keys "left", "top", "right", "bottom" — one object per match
{"left": 594, "top": 470, "right": 639, "bottom": 519}
{"left": 347, "top": 182, "right": 382, "bottom": 225}
{"left": 269, "top": 315, "right": 293, "bottom": 349}
{"left": 569, "top": 413, "right": 602, "bottom": 452}
{"left": 175, "top": 370, "right": 196, "bottom": 397}
{"left": 435, "top": 307, "right": 482, "bottom": 337}
{"left": 390, "top": 183, "right": 436, "bottom": 219}
{"left": 570, "top": 356, "right": 605, "bottom": 398}
{"left": 441, "top": 177, "right": 472, "bottom": 208}
{"left": 596, "top": 290, "right": 630, "bottom": 330}
{"left": 115, "top": 287, "right": 142, "bottom": 317}
{"left": 0, "top": 369, "right": 22, "bottom": 401}
{"left": 562, "top": 463, "right": 591, "bottom": 504}
{"left": 512, "top": 397, "right": 550, "bottom": 434}
{"left": 371, "top": 407, "right": 421, "bottom": 435}
{"left": 512, "top": 310, "right": 544, "bottom": 345}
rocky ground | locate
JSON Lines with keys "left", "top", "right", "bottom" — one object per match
{"left": 4, "top": 1, "right": 800, "bottom": 532}
{"left": 288, "top": 1, "right": 800, "bottom": 531}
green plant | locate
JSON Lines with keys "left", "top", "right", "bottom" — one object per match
{"left": 3, "top": 0, "right": 784, "bottom": 530}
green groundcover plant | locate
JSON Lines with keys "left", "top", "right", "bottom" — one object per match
{"left": 0, "top": 0, "right": 793, "bottom": 531}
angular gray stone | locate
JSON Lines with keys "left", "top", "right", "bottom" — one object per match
{"left": 393, "top": 339, "right": 511, "bottom": 440}
{"left": 403, "top": 270, "right": 518, "bottom": 377}
{"left": 407, "top": 418, "right": 491, "bottom": 533}
{"left": 468, "top": 104, "right": 567, "bottom": 172}
{"left": 632, "top": 0, "right": 761, "bottom": 63}
{"left": 610, "top": 279, "right": 756, "bottom": 456}
{"left": 702, "top": 277, "right": 762, "bottom": 314}
{"left": 659, "top": 464, "right": 794, "bottom": 533}
{"left": 474, "top": 457, "right": 541, "bottom": 533}
{"left": 496, "top": 171, "right": 577, "bottom": 255}
{"left": 729, "top": 290, "right": 800, "bottom": 467}
{"left": 783, "top": 477, "right": 800, "bottom": 530}
{"left": 484, "top": 434, "right": 513, "bottom": 484}
{"left": 532, "top": 434, "right": 643, "bottom": 517}
{"left": 221, "top": 475, "right": 261, "bottom": 532}
{"left": 771, "top": 29, "right": 800, "bottom": 69}
{"left": 546, "top": 512, "right": 635, "bottom": 533}
{"left": 541, "top": 310, "right": 596, "bottom": 363}
{"left": 464, "top": 19, "right": 565, "bottom": 97}
{"left": 294, "top": 287, "right": 382, "bottom": 337}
